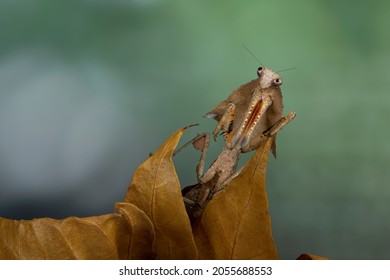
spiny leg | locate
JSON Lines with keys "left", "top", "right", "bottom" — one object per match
{"left": 211, "top": 102, "right": 235, "bottom": 141}
{"left": 265, "top": 112, "right": 296, "bottom": 137}
{"left": 231, "top": 94, "right": 273, "bottom": 149}
{"left": 173, "top": 132, "right": 210, "bottom": 182}
{"left": 211, "top": 112, "right": 296, "bottom": 196}
{"left": 241, "top": 112, "right": 296, "bottom": 153}
{"left": 173, "top": 132, "right": 205, "bottom": 156}
{"left": 214, "top": 162, "right": 244, "bottom": 193}
{"left": 174, "top": 132, "right": 211, "bottom": 209}
{"left": 194, "top": 133, "right": 210, "bottom": 182}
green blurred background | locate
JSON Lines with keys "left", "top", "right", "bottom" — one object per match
{"left": 0, "top": 0, "right": 389, "bottom": 259}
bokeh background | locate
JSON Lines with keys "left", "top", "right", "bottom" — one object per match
{"left": 0, "top": 0, "right": 389, "bottom": 259}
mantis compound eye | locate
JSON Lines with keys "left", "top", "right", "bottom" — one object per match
{"left": 273, "top": 78, "right": 283, "bottom": 86}
{"left": 257, "top": 66, "right": 263, "bottom": 77}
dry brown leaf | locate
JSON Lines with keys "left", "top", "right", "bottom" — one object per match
{"left": 0, "top": 202, "right": 156, "bottom": 260}
{"left": 193, "top": 137, "right": 278, "bottom": 259}
{"left": 115, "top": 202, "right": 156, "bottom": 259}
{"left": 124, "top": 127, "right": 197, "bottom": 259}
{"left": 297, "top": 253, "right": 329, "bottom": 260}
{"left": 0, "top": 213, "right": 128, "bottom": 259}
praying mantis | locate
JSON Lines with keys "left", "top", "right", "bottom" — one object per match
{"left": 176, "top": 66, "right": 296, "bottom": 219}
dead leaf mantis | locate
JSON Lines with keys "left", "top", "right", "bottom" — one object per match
{"left": 175, "top": 66, "right": 296, "bottom": 218}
